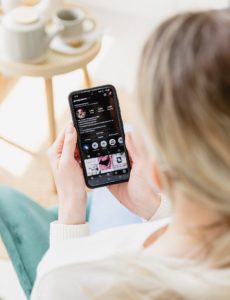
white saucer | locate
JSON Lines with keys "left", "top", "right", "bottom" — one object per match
{"left": 50, "top": 31, "right": 101, "bottom": 55}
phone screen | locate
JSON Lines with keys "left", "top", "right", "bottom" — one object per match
{"left": 69, "top": 85, "right": 130, "bottom": 188}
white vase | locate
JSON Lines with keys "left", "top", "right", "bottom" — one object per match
{"left": 1, "top": 0, "right": 23, "bottom": 13}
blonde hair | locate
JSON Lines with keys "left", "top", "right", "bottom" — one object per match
{"left": 96, "top": 9, "right": 230, "bottom": 300}
{"left": 138, "top": 10, "right": 230, "bottom": 268}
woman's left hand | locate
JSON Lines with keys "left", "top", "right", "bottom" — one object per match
{"left": 108, "top": 132, "right": 161, "bottom": 220}
{"left": 48, "top": 123, "right": 87, "bottom": 225}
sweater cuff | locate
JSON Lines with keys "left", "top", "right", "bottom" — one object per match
{"left": 50, "top": 221, "right": 90, "bottom": 247}
{"left": 148, "top": 194, "right": 171, "bottom": 222}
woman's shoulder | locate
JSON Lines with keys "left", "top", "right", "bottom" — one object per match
{"left": 32, "top": 250, "right": 230, "bottom": 300}
{"left": 32, "top": 219, "right": 170, "bottom": 298}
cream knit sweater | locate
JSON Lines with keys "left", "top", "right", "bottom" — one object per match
{"left": 31, "top": 197, "right": 171, "bottom": 300}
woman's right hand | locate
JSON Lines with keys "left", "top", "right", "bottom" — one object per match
{"left": 48, "top": 123, "right": 87, "bottom": 225}
{"left": 108, "top": 132, "right": 161, "bottom": 220}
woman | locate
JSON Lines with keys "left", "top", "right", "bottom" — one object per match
{"left": 31, "top": 9, "right": 230, "bottom": 299}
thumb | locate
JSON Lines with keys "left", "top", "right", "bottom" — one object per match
{"left": 61, "top": 123, "right": 77, "bottom": 162}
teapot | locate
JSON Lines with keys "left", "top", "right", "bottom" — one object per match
{"left": 1, "top": 6, "right": 63, "bottom": 63}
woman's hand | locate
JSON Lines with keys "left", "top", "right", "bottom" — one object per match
{"left": 108, "top": 132, "right": 161, "bottom": 220}
{"left": 48, "top": 123, "right": 87, "bottom": 225}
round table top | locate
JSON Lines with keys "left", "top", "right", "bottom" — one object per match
{"left": 0, "top": 3, "right": 102, "bottom": 78}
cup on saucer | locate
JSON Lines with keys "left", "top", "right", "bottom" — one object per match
{"left": 53, "top": 8, "right": 96, "bottom": 47}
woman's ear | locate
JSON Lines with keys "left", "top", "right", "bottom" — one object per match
{"left": 150, "top": 161, "right": 163, "bottom": 192}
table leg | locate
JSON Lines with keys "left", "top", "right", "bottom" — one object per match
{"left": 44, "top": 78, "right": 57, "bottom": 193}
{"left": 44, "top": 78, "right": 56, "bottom": 146}
{"left": 82, "top": 66, "right": 92, "bottom": 88}
{"left": 0, "top": 74, "right": 18, "bottom": 104}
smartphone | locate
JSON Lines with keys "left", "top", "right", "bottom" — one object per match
{"left": 69, "top": 84, "right": 131, "bottom": 188}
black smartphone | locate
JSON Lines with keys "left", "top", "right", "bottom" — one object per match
{"left": 69, "top": 84, "right": 131, "bottom": 188}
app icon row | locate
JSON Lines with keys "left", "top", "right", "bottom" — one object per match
{"left": 83, "top": 137, "right": 123, "bottom": 152}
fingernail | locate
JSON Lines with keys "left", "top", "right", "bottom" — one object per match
{"left": 66, "top": 124, "right": 74, "bottom": 134}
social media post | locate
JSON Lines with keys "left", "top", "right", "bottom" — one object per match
{"left": 85, "top": 152, "right": 128, "bottom": 177}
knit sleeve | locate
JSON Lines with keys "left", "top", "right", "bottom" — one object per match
{"left": 49, "top": 221, "right": 90, "bottom": 247}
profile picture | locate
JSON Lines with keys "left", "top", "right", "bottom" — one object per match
{"left": 76, "top": 108, "right": 86, "bottom": 119}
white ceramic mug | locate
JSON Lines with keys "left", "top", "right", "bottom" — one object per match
{"left": 54, "top": 8, "right": 96, "bottom": 45}
{"left": 1, "top": 7, "right": 63, "bottom": 63}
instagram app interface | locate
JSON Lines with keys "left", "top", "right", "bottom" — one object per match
{"left": 72, "top": 87, "right": 129, "bottom": 185}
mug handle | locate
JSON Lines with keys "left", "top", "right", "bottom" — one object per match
{"left": 46, "top": 23, "right": 64, "bottom": 44}
{"left": 83, "top": 17, "right": 96, "bottom": 33}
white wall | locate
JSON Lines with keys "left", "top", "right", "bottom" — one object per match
{"left": 77, "top": 0, "right": 229, "bottom": 18}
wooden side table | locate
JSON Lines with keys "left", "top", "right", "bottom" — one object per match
{"left": 0, "top": 3, "right": 101, "bottom": 147}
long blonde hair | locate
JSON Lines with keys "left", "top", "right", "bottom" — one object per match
{"left": 138, "top": 9, "right": 230, "bottom": 268}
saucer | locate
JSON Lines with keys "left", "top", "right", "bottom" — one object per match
{"left": 50, "top": 30, "right": 101, "bottom": 55}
